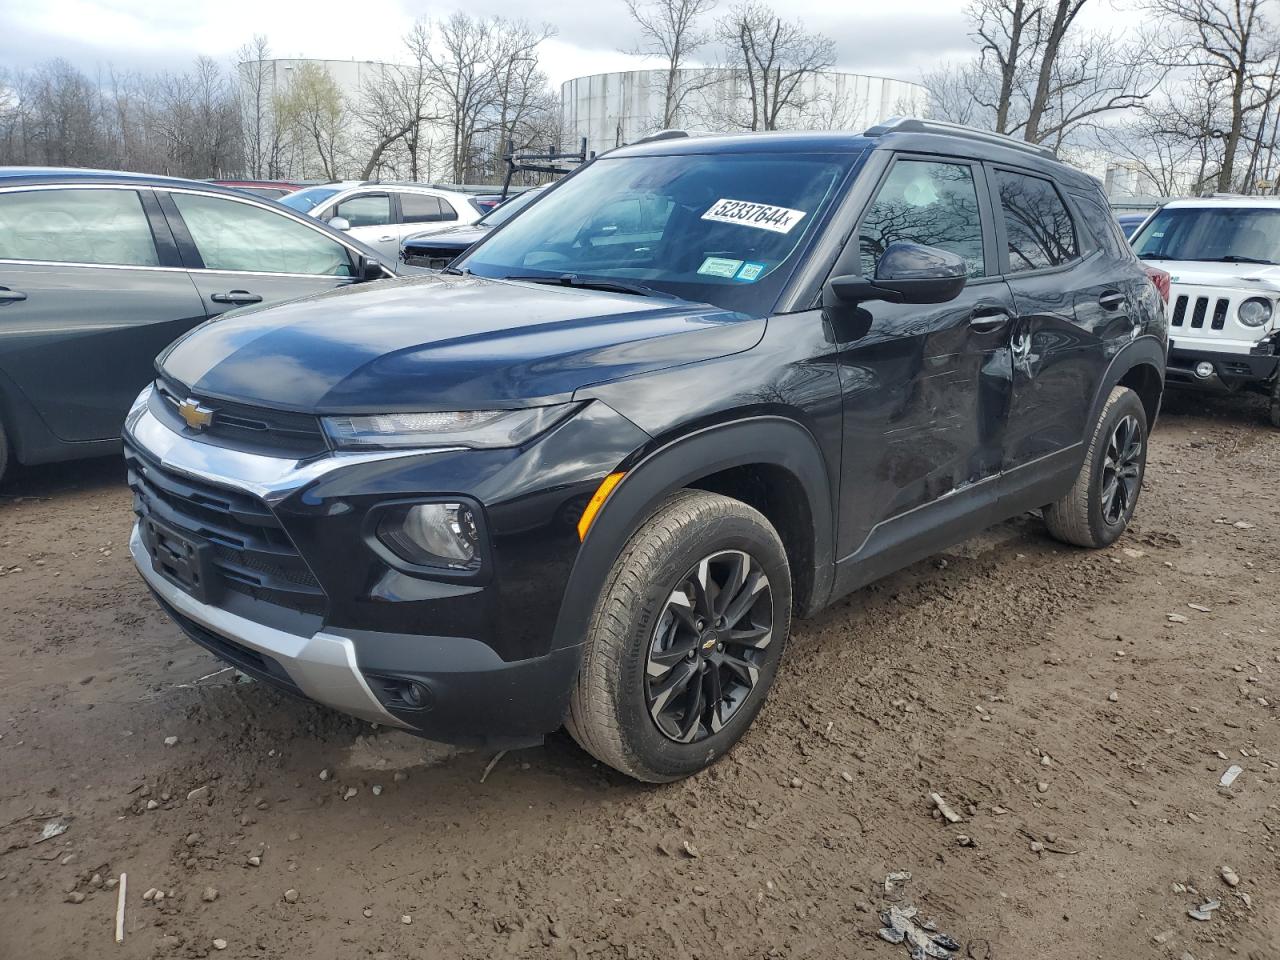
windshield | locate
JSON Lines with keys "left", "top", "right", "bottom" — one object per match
{"left": 479, "top": 188, "right": 544, "bottom": 227}
{"left": 458, "top": 151, "right": 856, "bottom": 315}
{"left": 1132, "top": 206, "right": 1280, "bottom": 264}
{"left": 279, "top": 186, "right": 341, "bottom": 213}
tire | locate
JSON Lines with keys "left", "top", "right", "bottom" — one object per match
{"left": 566, "top": 489, "right": 792, "bottom": 782}
{"left": 1269, "top": 374, "right": 1280, "bottom": 428}
{"left": 0, "top": 417, "right": 9, "bottom": 486}
{"left": 1043, "top": 385, "right": 1148, "bottom": 548}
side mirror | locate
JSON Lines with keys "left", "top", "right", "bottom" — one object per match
{"left": 353, "top": 254, "right": 387, "bottom": 282}
{"left": 828, "top": 242, "right": 968, "bottom": 306}
{"left": 328, "top": 216, "right": 351, "bottom": 232}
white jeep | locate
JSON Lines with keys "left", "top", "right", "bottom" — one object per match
{"left": 1132, "top": 196, "right": 1280, "bottom": 423}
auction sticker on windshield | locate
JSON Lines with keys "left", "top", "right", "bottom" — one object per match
{"left": 702, "top": 198, "right": 807, "bottom": 234}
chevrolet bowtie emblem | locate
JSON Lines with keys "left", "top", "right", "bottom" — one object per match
{"left": 177, "top": 398, "right": 215, "bottom": 430}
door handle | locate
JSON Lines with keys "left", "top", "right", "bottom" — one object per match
{"left": 0, "top": 287, "right": 27, "bottom": 304}
{"left": 377, "top": 235, "right": 396, "bottom": 242}
{"left": 969, "top": 306, "right": 1011, "bottom": 333}
{"left": 210, "top": 290, "right": 263, "bottom": 305}
{"left": 1098, "top": 290, "right": 1126, "bottom": 310}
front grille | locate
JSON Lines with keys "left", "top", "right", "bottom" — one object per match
{"left": 402, "top": 245, "right": 464, "bottom": 270}
{"left": 152, "top": 377, "right": 329, "bottom": 458}
{"left": 126, "top": 441, "right": 326, "bottom": 615}
{"left": 1171, "top": 294, "right": 1231, "bottom": 330}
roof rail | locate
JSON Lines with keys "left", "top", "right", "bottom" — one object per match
{"left": 864, "top": 117, "right": 1056, "bottom": 160}
{"left": 633, "top": 129, "right": 690, "bottom": 145}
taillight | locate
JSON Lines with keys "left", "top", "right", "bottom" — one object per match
{"left": 1144, "top": 265, "right": 1170, "bottom": 304}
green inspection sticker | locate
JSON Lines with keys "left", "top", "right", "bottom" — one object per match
{"left": 736, "top": 262, "right": 766, "bottom": 282}
{"left": 697, "top": 256, "right": 744, "bottom": 278}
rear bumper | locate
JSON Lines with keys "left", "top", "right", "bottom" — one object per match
{"left": 132, "top": 522, "right": 583, "bottom": 747}
{"left": 1166, "top": 344, "right": 1278, "bottom": 392}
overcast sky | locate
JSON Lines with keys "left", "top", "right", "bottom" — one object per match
{"left": 1, "top": 0, "right": 1139, "bottom": 90}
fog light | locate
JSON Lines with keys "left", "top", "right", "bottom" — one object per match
{"left": 1195, "top": 361, "right": 1215, "bottom": 379}
{"left": 377, "top": 502, "right": 480, "bottom": 569}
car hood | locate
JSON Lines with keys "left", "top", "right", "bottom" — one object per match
{"left": 159, "top": 273, "right": 763, "bottom": 413}
{"left": 403, "top": 224, "right": 488, "bottom": 248}
{"left": 1146, "top": 258, "right": 1280, "bottom": 292}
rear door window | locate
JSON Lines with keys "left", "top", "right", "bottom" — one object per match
{"left": 858, "top": 159, "right": 987, "bottom": 277}
{"left": 995, "top": 170, "right": 1078, "bottom": 272}
{"left": 400, "top": 194, "right": 444, "bottom": 224}
{"left": 0, "top": 188, "right": 160, "bottom": 267}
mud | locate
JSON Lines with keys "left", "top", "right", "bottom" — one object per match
{"left": 1, "top": 391, "right": 1278, "bottom": 958}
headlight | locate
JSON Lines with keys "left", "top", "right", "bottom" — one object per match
{"left": 125, "top": 383, "right": 155, "bottom": 431}
{"left": 1238, "top": 297, "right": 1273, "bottom": 327}
{"left": 322, "top": 404, "right": 576, "bottom": 450}
{"left": 377, "top": 502, "right": 480, "bottom": 569}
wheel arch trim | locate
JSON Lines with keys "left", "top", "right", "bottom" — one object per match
{"left": 551, "top": 415, "right": 836, "bottom": 651}
{"left": 1088, "top": 335, "right": 1166, "bottom": 433}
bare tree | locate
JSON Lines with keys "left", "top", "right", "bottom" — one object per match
{"left": 712, "top": 1, "right": 834, "bottom": 131}
{"left": 236, "top": 36, "right": 275, "bottom": 178}
{"left": 1149, "top": 0, "right": 1279, "bottom": 191}
{"left": 424, "top": 13, "right": 555, "bottom": 182}
{"left": 1022, "top": 0, "right": 1088, "bottom": 142}
{"left": 971, "top": 0, "right": 1038, "bottom": 134}
{"left": 933, "top": 0, "right": 1154, "bottom": 149}
{"left": 623, "top": 0, "right": 719, "bottom": 129}
{"left": 923, "top": 60, "right": 990, "bottom": 127}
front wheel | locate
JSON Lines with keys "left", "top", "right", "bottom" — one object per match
{"left": 1268, "top": 373, "right": 1280, "bottom": 428}
{"left": 1044, "top": 385, "right": 1148, "bottom": 548}
{"left": 566, "top": 489, "right": 792, "bottom": 782}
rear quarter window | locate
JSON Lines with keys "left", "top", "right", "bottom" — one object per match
{"left": 995, "top": 170, "right": 1078, "bottom": 272}
{"left": 1071, "top": 192, "right": 1128, "bottom": 258}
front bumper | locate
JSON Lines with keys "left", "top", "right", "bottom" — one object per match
{"left": 1166, "top": 343, "right": 1279, "bottom": 392}
{"left": 133, "top": 525, "right": 583, "bottom": 744}
{"left": 123, "top": 386, "right": 647, "bottom": 746}
{"left": 131, "top": 524, "right": 406, "bottom": 727}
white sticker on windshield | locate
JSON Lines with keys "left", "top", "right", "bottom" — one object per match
{"left": 702, "top": 198, "right": 807, "bottom": 234}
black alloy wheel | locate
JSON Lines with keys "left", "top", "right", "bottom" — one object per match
{"left": 644, "top": 549, "right": 774, "bottom": 743}
{"left": 1101, "top": 414, "right": 1143, "bottom": 526}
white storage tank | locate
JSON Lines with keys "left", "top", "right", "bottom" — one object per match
{"left": 562, "top": 69, "right": 929, "bottom": 155}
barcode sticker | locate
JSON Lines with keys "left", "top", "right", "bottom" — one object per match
{"left": 702, "top": 198, "right": 807, "bottom": 234}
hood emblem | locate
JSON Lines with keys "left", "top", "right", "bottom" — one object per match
{"left": 177, "top": 398, "right": 215, "bottom": 431}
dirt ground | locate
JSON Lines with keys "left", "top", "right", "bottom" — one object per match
{"left": 2, "top": 392, "right": 1279, "bottom": 960}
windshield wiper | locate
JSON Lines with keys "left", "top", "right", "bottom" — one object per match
{"left": 1137, "top": 252, "right": 1180, "bottom": 260}
{"left": 1202, "top": 255, "right": 1277, "bottom": 264}
{"left": 498, "top": 273, "right": 670, "bottom": 299}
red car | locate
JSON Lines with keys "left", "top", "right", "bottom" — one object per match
{"left": 210, "top": 180, "right": 310, "bottom": 200}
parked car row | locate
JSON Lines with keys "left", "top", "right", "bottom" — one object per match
{"left": 279, "top": 181, "right": 484, "bottom": 259}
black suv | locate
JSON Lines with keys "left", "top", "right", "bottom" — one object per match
{"left": 126, "top": 119, "right": 1167, "bottom": 781}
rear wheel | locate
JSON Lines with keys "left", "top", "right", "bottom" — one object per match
{"left": 567, "top": 489, "right": 791, "bottom": 782}
{"left": 1044, "top": 386, "right": 1147, "bottom": 548}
